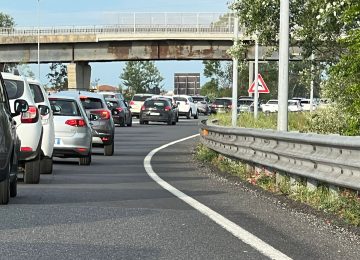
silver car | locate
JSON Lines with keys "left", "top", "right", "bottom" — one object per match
{"left": 49, "top": 94, "right": 93, "bottom": 165}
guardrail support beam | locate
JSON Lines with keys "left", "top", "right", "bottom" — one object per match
{"left": 307, "top": 178, "right": 318, "bottom": 191}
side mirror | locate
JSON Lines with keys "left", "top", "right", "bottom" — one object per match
{"left": 89, "top": 114, "right": 99, "bottom": 121}
{"left": 13, "top": 99, "right": 29, "bottom": 116}
{"left": 38, "top": 105, "right": 50, "bottom": 116}
{"left": 176, "top": 102, "right": 180, "bottom": 106}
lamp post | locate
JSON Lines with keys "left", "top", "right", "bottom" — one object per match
{"left": 37, "top": 0, "right": 40, "bottom": 80}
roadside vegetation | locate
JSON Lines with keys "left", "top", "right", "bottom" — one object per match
{"left": 195, "top": 144, "right": 360, "bottom": 227}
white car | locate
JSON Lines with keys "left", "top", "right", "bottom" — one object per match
{"left": 2, "top": 72, "right": 46, "bottom": 184}
{"left": 129, "top": 93, "right": 154, "bottom": 117}
{"left": 288, "top": 100, "right": 302, "bottom": 112}
{"left": 173, "top": 95, "right": 198, "bottom": 119}
{"left": 27, "top": 78, "right": 55, "bottom": 174}
{"left": 300, "top": 99, "right": 317, "bottom": 111}
{"left": 260, "top": 99, "right": 278, "bottom": 113}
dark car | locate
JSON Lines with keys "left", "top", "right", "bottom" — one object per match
{"left": 210, "top": 97, "right": 233, "bottom": 114}
{"left": 139, "top": 98, "right": 177, "bottom": 125}
{"left": 107, "top": 98, "right": 132, "bottom": 127}
{"left": 0, "top": 73, "right": 28, "bottom": 204}
{"left": 191, "top": 95, "right": 211, "bottom": 115}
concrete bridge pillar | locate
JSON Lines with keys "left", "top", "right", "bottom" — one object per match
{"left": 67, "top": 62, "right": 91, "bottom": 90}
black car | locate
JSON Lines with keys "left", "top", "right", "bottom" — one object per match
{"left": 139, "top": 98, "right": 177, "bottom": 125}
{"left": 0, "top": 73, "right": 28, "bottom": 204}
{"left": 107, "top": 98, "right": 132, "bottom": 127}
{"left": 210, "top": 97, "right": 233, "bottom": 114}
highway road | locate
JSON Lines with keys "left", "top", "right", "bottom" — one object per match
{"left": 0, "top": 117, "right": 359, "bottom": 259}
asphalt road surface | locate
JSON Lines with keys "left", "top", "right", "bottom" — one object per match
{"left": 0, "top": 117, "right": 359, "bottom": 259}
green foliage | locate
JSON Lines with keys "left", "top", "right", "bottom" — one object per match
{"left": 120, "top": 61, "right": 164, "bottom": 95}
{"left": 0, "top": 12, "right": 15, "bottom": 27}
{"left": 46, "top": 63, "right": 68, "bottom": 90}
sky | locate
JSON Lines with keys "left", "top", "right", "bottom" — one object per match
{"left": 2, "top": 0, "right": 231, "bottom": 91}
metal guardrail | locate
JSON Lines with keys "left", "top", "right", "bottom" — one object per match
{"left": 200, "top": 120, "right": 360, "bottom": 191}
{"left": 0, "top": 12, "right": 235, "bottom": 36}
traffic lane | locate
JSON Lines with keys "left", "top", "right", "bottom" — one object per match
{"left": 0, "top": 118, "right": 267, "bottom": 259}
{"left": 151, "top": 138, "right": 360, "bottom": 260}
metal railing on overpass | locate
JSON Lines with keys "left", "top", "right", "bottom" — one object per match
{"left": 0, "top": 12, "right": 236, "bottom": 36}
{"left": 200, "top": 120, "right": 360, "bottom": 192}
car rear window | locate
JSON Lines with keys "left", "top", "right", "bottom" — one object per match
{"left": 214, "top": 99, "right": 232, "bottom": 106}
{"left": 238, "top": 100, "right": 253, "bottom": 106}
{"left": 192, "top": 97, "right": 205, "bottom": 102}
{"left": 80, "top": 97, "right": 103, "bottom": 109}
{"left": 3, "top": 79, "right": 24, "bottom": 100}
{"left": 132, "top": 95, "right": 152, "bottom": 101}
{"left": 49, "top": 99, "right": 81, "bottom": 116}
{"left": 144, "top": 99, "right": 169, "bottom": 108}
{"left": 174, "top": 97, "right": 187, "bottom": 102}
{"left": 29, "top": 83, "right": 45, "bottom": 103}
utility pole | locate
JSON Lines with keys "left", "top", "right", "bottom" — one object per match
{"left": 231, "top": 17, "right": 239, "bottom": 127}
{"left": 37, "top": 0, "right": 40, "bottom": 80}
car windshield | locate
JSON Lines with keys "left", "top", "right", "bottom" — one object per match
{"left": 214, "top": 99, "right": 231, "bottom": 106}
{"left": 238, "top": 100, "right": 253, "bottom": 106}
{"left": 3, "top": 79, "right": 25, "bottom": 100}
{"left": 50, "top": 99, "right": 81, "bottom": 116}
{"left": 80, "top": 97, "right": 103, "bottom": 109}
{"left": 288, "top": 101, "right": 298, "bottom": 105}
{"left": 144, "top": 99, "right": 169, "bottom": 108}
{"left": 29, "top": 83, "right": 45, "bottom": 103}
{"left": 133, "top": 95, "right": 151, "bottom": 101}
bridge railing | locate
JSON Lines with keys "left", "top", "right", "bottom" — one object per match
{"left": 200, "top": 120, "right": 360, "bottom": 192}
{"left": 0, "top": 12, "right": 236, "bottom": 36}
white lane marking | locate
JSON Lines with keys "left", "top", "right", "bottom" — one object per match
{"left": 144, "top": 134, "right": 292, "bottom": 260}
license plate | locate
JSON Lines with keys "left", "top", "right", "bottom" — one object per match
{"left": 54, "top": 138, "right": 62, "bottom": 145}
{"left": 149, "top": 112, "right": 160, "bottom": 116}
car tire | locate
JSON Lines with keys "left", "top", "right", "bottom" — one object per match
{"left": 0, "top": 168, "right": 10, "bottom": 205}
{"left": 176, "top": 114, "right": 179, "bottom": 122}
{"left": 10, "top": 177, "right": 17, "bottom": 198}
{"left": 40, "top": 157, "right": 53, "bottom": 174}
{"left": 104, "top": 142, "right": 114, "bottom": 156}
{"left": 24, "top": 155, "right": 41, "bottom": 184}
{"left": 127, "top": 117, "right": 132, "bottom": 127}
{"left": 194, "top": 111, "right": 199, "bottom": 119}
{"left": 186, "top": 109, "right": 191, "bottom": 119}
{"left": 79, "top": 153, "right": 91, "bottom": 166}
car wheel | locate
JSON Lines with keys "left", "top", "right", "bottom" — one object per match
{"left": 186, "top": 109, "right": 191, "bottom": 119}
{"left": 40, "top": 157, "right": 53, "bottom": 174}
{"left": 194, "top": 111, "right": 199, "bottom": 119}
{"left": 176, "top": 114, "right": 179, "bottom": 122}
{"left": 79, "top": 153, "right": 91, "bottom": 166}
{"left": 127, "top": 117, "right": 132, "bottom": 127}
{"left": 104, "top": 142, "right": 114, "bottom": 156}
{"left": 0, "top": 164, "right": 10, "bottom": 204}
{"left": 10, "top": 177, "right": 17, "bottom": 198}
{"left": 24, "top": 155, "right": 41, "bottom": 184}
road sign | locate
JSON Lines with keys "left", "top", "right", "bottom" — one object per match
{"left": 248, "top": 74, "right": 270, "bottom": 93}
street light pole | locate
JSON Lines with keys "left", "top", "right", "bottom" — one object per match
{"left": 37, "top": 0, "right": 40, "bottom": 80}
{"left": 231, "top": 17, "right": 239, "bottom": 127}
{"left": 277, "top": 0, "right": 289, "bottom": 131}
{"left": 254, "top": 33, "right": 259, "bottom": 119}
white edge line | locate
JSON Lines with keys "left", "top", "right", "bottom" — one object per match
{"left": 144, "top": 134, "right": 292, "bottom": 260}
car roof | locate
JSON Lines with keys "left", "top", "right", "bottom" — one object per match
{"left": 26, "top": 77, "right": 41, "bottom": 85}
{"left": 1, "top": 72, "right": 26, "bottom": 81}
{"left": 133, "top": 93, "right": 153, "bottom": 96}
{"left": 56, "top": 90, "right": 104, "bottom": 100}
{"left": 48, "top": 93, "right": 80, "bottom": 102}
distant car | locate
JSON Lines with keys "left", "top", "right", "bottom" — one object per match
{"left": 191, "top": 95, "right": 210, "bottom": 115}
{"left": 152, "top": 95, "right": 179, "bottom": 122}
{"left": 288, "top": 99, "right": 302, "bottom": 112}
{"left": 49, "top": 95, "right": 93, "bottom": 165}
{"left": 260, "top": 99, "right": 278, "bottom": 113}
{"left": 210, "top": 97, "right": 233, "bottom": 114}
{"left": 0, "top": 72, "right": 28, "bottom": 204}
{"left": 238, "top": 98, "right": 254, "bottom": 113}
{"left": 98, "top": 91, "right": 125, "bottom": 101}
{"left": 173, "top": 95, "right": 198, "bottom": 119}
{"left": 27, "top": 78, "right": 55, "bottom": 174}
{"left": 2, "top": 72, "right": 46, "bottom": 184}
{"left": 56, "top": 91, "right": 115, "bottom": 156}
{"left": 300, "top": 99, "right": 317, "bottom": 111}
{"left": 129, "top": 93, "right": 154, "bottom": 118}
{"left": 107, "top": 98, "right": 132, "bottom": 127}
{"left": 139, "top": 97, "right": 177, "bottom": 125}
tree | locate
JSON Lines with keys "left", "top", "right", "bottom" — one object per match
{"left": 46, "top": 63, "right": 68, "bottom": 90}
{"left": 0, "top": 12, "right": 15, "bottom": 27}
{"left": 120, "top": 61, "right": 164, "bottom": 95}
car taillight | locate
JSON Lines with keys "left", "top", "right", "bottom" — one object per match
{"left": 116, "top": 107, "right": 123, "bottom": 112}
{"left": 65, "top": 119, "right": 86, "bottom": 127}
{"left": 129, "top": 101, "right": 135, "bottom": 106}
{"left": 21, "top": 147, "right": 33, "bottom": 152}
{"left": 164, "top": 106, "right": 171, "bottom": 111}
{"left": 212, "top": 104, "right": 217, "bottom": 108}
{"left": 141, "top": 105, "right": 146, "bottom": 111}
{"left": 21, "top": 105, "right": 39, "bottom": 123}
{"left": 92, "top": 110, "right": 111, "bottom": 120}
{"left": 227, "top": 105, "right": 232, "bottom": 109}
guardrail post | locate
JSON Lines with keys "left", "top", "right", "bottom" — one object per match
{"left": 276, "top": 172, "right": 286, "bottom": 187}
{"left": 329, "top": 185, "right": 339, "bottom": 197}
{"left": 307, "top": 178, "right": 318, "bottom": 191}
{"left": 290, "top": 175, "right": 301, "bottom": 191}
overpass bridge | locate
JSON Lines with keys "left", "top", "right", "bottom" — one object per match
{"left": 0, "top": 12, "right": 300, "bottom": 89}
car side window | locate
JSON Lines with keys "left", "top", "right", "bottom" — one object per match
{"left": 0, "top": 77, "right": 5, "bottom": 103}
